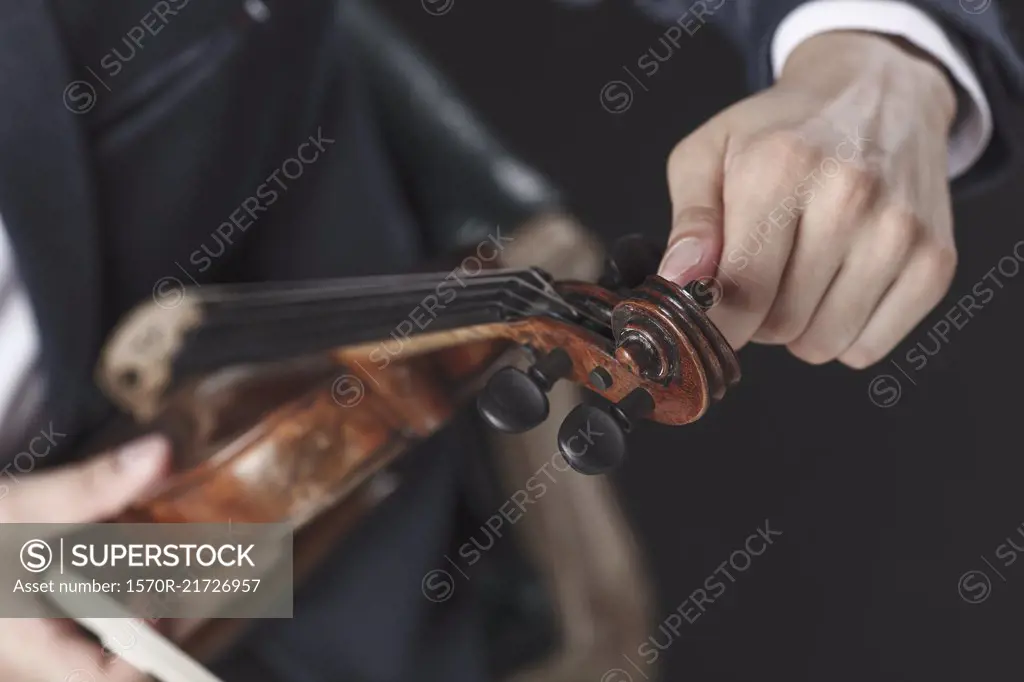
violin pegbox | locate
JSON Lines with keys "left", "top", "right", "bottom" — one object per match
{"left": 476, "top": 274, "right": 739, "bottom": 475}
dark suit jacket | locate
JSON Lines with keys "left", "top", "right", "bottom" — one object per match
{"left": 0, "top": 1, "right": 1020, "bottom": 681}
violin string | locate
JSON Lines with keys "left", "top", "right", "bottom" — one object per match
{"left": 199, "top": 287, "right": 522, "bottom": 324}
{"left": 169, "top": 268, "right": 613, "bottom": 375}
{"left": 504, "top": 271, "right": 608, "bottom": 328}
{"left": 188, "top": 267, "right": 601, "bottom": 326}
{"left": 197, "top": 292, "right": 541, "bottom": 339}
{"left": 192, "top": 268, "right": 545, "bottom": 305}
{"left": 192, "top": 269, "right": 606, "bottom": 333}
{"left": 195, "top": 278, "right": 552, "bottom": 332}
{"left": 182, "top": 284, "right": 548, "bottom": 360}
{"left": 175, "top": 295, "right": 547, "bottom": 375}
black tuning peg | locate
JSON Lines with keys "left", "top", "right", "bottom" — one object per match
{"left": 599, "top": 234, "right": 665, "bottom": 291}
{"left": 477, "top": 348, "right": 573, "bottom": 433}
{"left": 558, "top": 387, "right": 654, "bottom": 475}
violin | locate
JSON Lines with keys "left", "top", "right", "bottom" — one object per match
{"left": 94, "top": 234, "right": 739, "bottom": 530}
{"left": 69, "top": 232, "right": 742, "bottom": 667}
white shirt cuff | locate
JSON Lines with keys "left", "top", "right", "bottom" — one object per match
{"left": 771, "top": 0, "right": 993, "bottom": 179}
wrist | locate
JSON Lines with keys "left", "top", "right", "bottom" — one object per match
{"left": 779, "top": 30, "right": 957, "bottom": 133}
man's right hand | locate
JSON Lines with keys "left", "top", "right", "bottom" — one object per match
{"left": 659, "top": 31, "right": 958, "bottom": 369}
{"left": 0, "top": 434, "right": 169, "bottom": 682}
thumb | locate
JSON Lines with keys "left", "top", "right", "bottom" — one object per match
{"left": 659, "top": 130, "right": 727, "bottom": 288}
{"left": 0, "top": 433, "right": 170, "bottom": 523}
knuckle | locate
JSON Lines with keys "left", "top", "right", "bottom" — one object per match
{"left": 876, "top": 209, "right": 922, "bottom": 255}
{"left": 830, "top": 166, "right": 879, "bottom": 215}
{"left": 917, "top": 242, "right": 958, "bottom": 291}
{"left": 741, "top": 131, "right": 818, "bottom": 181}
{"left": 672, "top": 204, "right": 722, "bottom": 231}
{"left": 768, "top": 131, "right": 819, "bottom": 174}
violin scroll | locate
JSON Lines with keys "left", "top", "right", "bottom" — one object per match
{"left": 612, "top": 275, "right": 739, "bottom": 402}
{"left": 479, "top": 270, "right": 739, "bottom": 474}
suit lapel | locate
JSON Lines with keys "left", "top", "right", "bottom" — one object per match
{"left": 0, "top": 1, "right": 103, "bottom": 435}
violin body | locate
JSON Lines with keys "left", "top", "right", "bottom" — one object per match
{"left": 111, "top": 345, "right": 504, "bottom": 525}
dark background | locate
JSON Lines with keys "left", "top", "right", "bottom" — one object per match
{"left": 381, "top": 2, "right": 1024, "bottom": 680}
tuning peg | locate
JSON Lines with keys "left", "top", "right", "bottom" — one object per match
{"left": 558, "top": 387, "right": 654, "bottom": 475}
{"left": 477, "top": 348, "right": 573, "bottom": 433}
{"left": 599, "top": 234, "right": 665, "bottom": 291}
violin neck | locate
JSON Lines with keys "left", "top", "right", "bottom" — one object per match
{"left": 171, "top": 267, "right": 569, "bottom": 377}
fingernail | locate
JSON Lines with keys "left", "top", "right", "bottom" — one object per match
{"left": 116, "top": 434, "right": 168, "bottom": 473}
{"left": 659, "top": 236, "right": 704, "bottom": 283}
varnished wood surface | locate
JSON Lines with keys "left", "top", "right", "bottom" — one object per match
{"left": 111, "top": 276, "right": 734, "bottom": 529}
